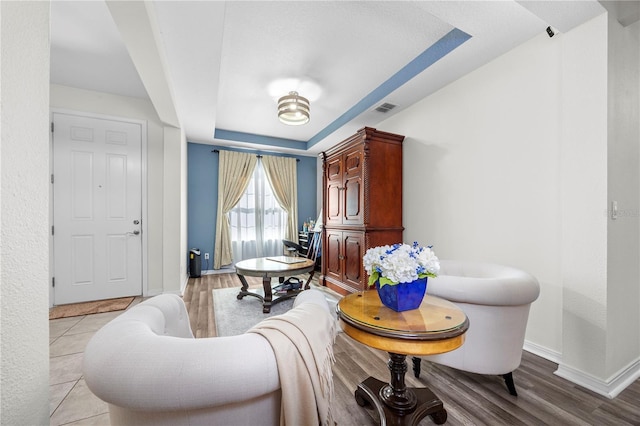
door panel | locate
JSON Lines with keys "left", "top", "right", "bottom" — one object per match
{"left": 107, "top": 235, "right": 128, "bottom": 281}
{"left": 343, "top": 148, "right": 362, "bottom": 178}
{"left": 106, "top": 154, "right": 127, "bottom": 219}
{"left": 325, "top": 156, "right": 343, "bottom": 226}
{"left": 342, "top": 149, "right": 363, "bottom": 225}
{"left": 325, "top": 230, "right": 343, "bottom": 282}
{"left": 343, "top": 232, "right": 364, "bottom": 290}
{"left": 343, "top": 177, "right": 361, "bottom": 224}
{"left": 72, "top": 235, "right": 94, "bottom": 285}
{"left": 326, "top": 182, "right": 342, "bottom": 225}
{"left": 53, "top": 113, "right": 142, "bottom": 305}
{"left": 326, "top": 156, "right": 342, "bottom": 181}
{"left": 71, "top": 151, "right": 94, "bottom": 219}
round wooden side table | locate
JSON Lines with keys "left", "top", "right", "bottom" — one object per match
{"left": 337, "top": 290, "right": 469, "bottom": 425}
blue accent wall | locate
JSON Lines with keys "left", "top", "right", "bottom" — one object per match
{"left": 187, "top": 142, "right": 317, "bottom": 269}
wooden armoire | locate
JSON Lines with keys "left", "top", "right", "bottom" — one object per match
{"left": 320, "top": 127, "right": 404, "bottom": 295}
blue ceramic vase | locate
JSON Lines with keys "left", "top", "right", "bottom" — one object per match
{"left": 375, "top": 277, "right": 428, "bottom": 312}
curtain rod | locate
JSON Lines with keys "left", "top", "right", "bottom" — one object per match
{"left": 211, "top": 149, "right": 300, "bottom": 162}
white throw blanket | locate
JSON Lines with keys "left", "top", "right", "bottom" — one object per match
{"left": 248, "top": 302, "right": 336, "bottom": 426}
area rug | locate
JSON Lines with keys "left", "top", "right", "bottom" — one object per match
{"left": 49, "top": 297, "right": 135, "bottom": 320}
{"left": 213, "top": 287, "right": 296, "bottom": 336}
{"left": 212, "top": 287, "right": 340, "bottom": 337}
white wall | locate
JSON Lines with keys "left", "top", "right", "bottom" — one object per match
{"left": 606, "top": 11, "right": 640, "bottom": 378}
{"left": 50, "top": 85, "right": 166, "bottom": 296}
{"left": 381, "top": 27, "right": 566, "bottom": 355}
{"left": 162, "top": 126, "right": 188, "bottom": 294}
{"left": 558, "top": 13, "right": 609, "bottom": 379}
{"left": 380, "top": 12, "right": 639, "bottom": 393}
{"left": 0, "top": 2, "right": 51, "bottom": 423}
{"left": 181, "top": 128, "right": 189, "bottom": 290}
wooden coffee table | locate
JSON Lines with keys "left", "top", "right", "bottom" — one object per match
{"left": 235, "top": 256, "right": 316, "bottom": 313}
{"left": 337, "top": 290, "right": 469, "bottom": 425}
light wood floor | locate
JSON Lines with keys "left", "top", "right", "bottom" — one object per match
{"left": 185, "top": 274, "right": 640, "bottom": 425}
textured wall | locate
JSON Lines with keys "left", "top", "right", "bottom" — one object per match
{"left": 0, "top": 2, "right": 51, "bottom": 423}
{"left": 559, "top": 14, "right": 608, "bottom": 378}
{"left": 382, "top": 12, "right": 640, "bottom": 395}
{"left": 606, "top": 10, "right": 640, "bottom": 378}
{"left": 380, "top": 13, "right": 619, "bottom": 385}
{"left": 380, "top": 29, "right": 566, "bottom": 355}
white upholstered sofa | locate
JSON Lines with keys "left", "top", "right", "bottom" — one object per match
{"left": 414, "top": 260, "right": 540, "bottom": 396}
{"left": 83, "top": 290, "right": 331, "bottom": 426}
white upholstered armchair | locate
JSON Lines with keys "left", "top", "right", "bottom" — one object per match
{"left": 413, "top": 260, "right": 540, "bottom": 396}
{"left": 83, "top": 290, "right": 331, "bottom": 425}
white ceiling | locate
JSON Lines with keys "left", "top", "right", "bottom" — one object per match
{"left": 50, "top": 1, "right": 612, "bottom": 156}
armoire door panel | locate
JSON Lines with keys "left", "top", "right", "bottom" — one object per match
{"left": 343, "top": 177, "right": 362, "bottom": 223}
{"left": 325, "top": 231, "right": 343, "bottom": 281}
{"left": 326, "top": 156, "right": 342, "bottom": 181}
{"left": 325, "top": 182, "right": 342, "bottom": 226}
{"left": 343, "top": 149, "right": 362, "bottom": 178}
{"left": 343, "top": 232, "right": 363, "bottom": 289}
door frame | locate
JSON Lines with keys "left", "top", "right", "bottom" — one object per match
{"left": 49, "top": 108, "right": 149, "bottom": 307}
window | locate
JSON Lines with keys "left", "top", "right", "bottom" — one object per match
{"left": 229, "top": 159, "right": 286, "bottom": 262}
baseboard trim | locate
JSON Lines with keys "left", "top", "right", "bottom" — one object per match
{"left": 187, "top": 268, "right": 236, "bottom": 277}
{"left": 554, "top": 357, "right": 640, "bottom": 399}
{"left": 180, "top": 274, "right": 189, "bottom": 295}
{"left": 523, "top": 340, "right": 640, "bottom": 399}
{"left": 146, "top": 288, "right": 164, "bottom": 297}
{"left": 523, "top": 340, "right": 562, "bottom": 364}
{"left": 202, "top": 268, "right": 236, "bottom": 275}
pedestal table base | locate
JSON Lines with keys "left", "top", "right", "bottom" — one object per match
{"left": 354, "top": 353, "right": 447, "bottom": 425}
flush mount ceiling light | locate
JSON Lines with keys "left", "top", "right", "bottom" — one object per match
{"left": 277, "top": 91, "right": 310, "bottom": 125}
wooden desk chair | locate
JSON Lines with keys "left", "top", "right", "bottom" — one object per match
{"left": 280, "top": 232, "right": 321, "bottom": 289}
{"left": 282, "top": 239, "right": 305, "bottom": 257}
{"left": 302, "top": 232, "right": 321, "bottom": 288}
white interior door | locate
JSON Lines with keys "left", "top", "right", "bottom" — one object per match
{"left": 53, "top": 112, "right": 142, "bottom": 305}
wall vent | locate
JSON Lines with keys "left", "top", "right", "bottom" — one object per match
{"left": 374, "top": 102, "right": 397, "bottom": 113}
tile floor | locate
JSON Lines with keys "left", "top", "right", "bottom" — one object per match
{"left": 49, "top": 298, "right": 144, "bottom": 426}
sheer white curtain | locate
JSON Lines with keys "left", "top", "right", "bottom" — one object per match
{"left": 229, "top": 159, "right": 286, "bottom": 262}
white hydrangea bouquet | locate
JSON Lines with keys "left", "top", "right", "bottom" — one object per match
{"left": 363, "top": 242, "right": 440, "bottom": 288}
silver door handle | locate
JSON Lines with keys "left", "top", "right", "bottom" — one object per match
{"left": 127, "top": 230, "right": 140, "bottom": 235}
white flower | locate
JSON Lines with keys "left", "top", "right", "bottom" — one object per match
{"left": 363, "top": 242, "right": 440, "bottom": 287}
